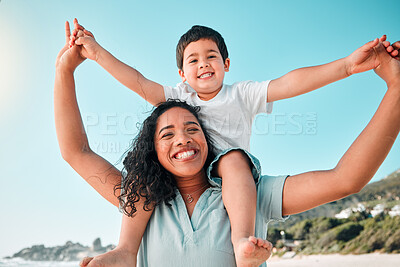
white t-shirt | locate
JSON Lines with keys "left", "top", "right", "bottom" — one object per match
{"left": 163, "top": 80, "right": 273, "bottom": 152}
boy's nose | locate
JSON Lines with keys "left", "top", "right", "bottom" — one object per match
{"left": 199, "top": 61, "right": 210, "bottom": 69}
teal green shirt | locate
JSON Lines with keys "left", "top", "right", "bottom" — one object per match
{"left": 137, "top": 149, "right": 288, "bottom": 266}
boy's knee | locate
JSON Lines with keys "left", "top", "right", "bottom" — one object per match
{"left": 215, "top": 150, "right": 251, "bottom": 175}
{"left": 221, "top": 150, "right": 250, "bottom": 165}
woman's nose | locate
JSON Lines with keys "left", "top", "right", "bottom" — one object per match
{"left": 175, "top": 133, "right": 192, "bottom": 146}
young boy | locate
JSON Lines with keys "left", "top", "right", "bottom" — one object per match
{"left": 70, "top": 19, "right": 398, "bottom": 267}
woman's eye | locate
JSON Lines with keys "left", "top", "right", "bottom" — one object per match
{"left": 188, "top": 128, "right": 199, "bottom": 133}
{"left": 161, "top": 133, "right": 173, "bottom": 138}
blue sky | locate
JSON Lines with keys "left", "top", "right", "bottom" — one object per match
{"left": 0, "top": 0, "right": 399, "bottom": 258}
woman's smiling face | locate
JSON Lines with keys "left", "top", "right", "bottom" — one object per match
{"left": 154, "top": 107, "right": 208, "bottom": 180}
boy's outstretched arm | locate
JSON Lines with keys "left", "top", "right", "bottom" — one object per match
{"left": 72, "top": 19, "right": 165, "bottom": 106}
{"left": 267, "top": 36, "right": 399, "bottom": 102}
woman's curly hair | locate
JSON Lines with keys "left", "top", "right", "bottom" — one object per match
{"left": 115, "top": 99, "right": 216, "bottom": 217}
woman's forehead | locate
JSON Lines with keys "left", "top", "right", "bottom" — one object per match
{"left": 156, "top": 107, "right": 199, "bottom": 128}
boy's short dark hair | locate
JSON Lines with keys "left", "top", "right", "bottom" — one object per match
{"left": 176, "top": 25, "right": 229, "bottom": 70}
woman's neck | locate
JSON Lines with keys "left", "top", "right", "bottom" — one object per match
{"left": 175, "top": 171, "right": 209, "bottom": 195}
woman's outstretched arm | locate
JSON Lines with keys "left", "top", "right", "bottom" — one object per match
{"left": 54, "top": 21, "right": 120, "bottom": 207}
{"left": 56, "top": 22, "right": 155, "bottom": 267}
{"left": 282, "top": 42, "right": 400, "bottom": 216}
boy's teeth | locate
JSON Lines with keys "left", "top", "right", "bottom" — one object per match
{"left": 199, "top": 73, "right": 212, "bottom": 78}
{"left": 175, "top": 150, "right": 195, "bottom": 159}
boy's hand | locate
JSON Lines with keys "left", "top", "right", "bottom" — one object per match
{"left": 69, "top": 18, "right": 88, "bottom": 47}
{"left": 69, "top": 18, "right": 102, "bottom": 62}
{"left": 345, "top": 35, "right": 399, "bottom": 76}
{"left": 55, "top": 21, "right": 85, "bottom": 72}
{"left": 374, "top": 42, "right": 400, "bottom": 87}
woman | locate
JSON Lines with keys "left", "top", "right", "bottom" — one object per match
{"left": 55, "top": 22, "right": 400, "bottom": 267}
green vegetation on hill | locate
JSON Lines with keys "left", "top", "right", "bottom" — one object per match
{"left": 273, "top": 169, "right": 400, "bottom": 228}
{"left": 357, "top": 169, "right": 400, "bottom": 202}
{"left": 268, "top": 168, "right": 400, "bottom": 255}
{"left": 268, "top": 215, "right": 400, "bottom": 254}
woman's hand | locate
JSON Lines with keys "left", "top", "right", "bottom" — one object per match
{"left": 373, "top": 41, "right": 400, "bottom": 87}
{"left": 79, "top": 247, "right": 137, "bottom": 267}
{"left": 55, "top": 21, "right": 85, "bottom": 72}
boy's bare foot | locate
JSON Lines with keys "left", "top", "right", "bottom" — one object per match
{"left": 234, "top": 236, "right": 273, "bottom": 267}
{"left": 80, "top": 247, "right": 136, "bottom": 267}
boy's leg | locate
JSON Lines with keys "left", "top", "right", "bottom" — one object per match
{"left": 216, "top": 150, "right": 272, "bottom": 267}
{"left": 80, "top": 201, "right": 153, "bottom": 267}
{"left": 216, "top": 151, "right": 256, "bottom": 244}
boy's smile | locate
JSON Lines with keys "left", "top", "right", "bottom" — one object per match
{"left": 179, "top": 39, "right": 230, "bottom": 101}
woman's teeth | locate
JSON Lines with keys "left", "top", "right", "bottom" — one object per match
{"left": 175, "top": 150, "right": 195, "bottom": 159}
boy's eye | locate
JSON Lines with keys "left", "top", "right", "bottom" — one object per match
{"left": 189, "top": 59, "right": 197, "bottom": 64}
{"left": 208, "top": 55, "right": 216, "bottom": 59}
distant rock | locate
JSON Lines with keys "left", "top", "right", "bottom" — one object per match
{"left": 91, "top": 238, "right": 103, "bottom": 252}
{"left": 6, "top": 238, "right": 115, "bottom": 261}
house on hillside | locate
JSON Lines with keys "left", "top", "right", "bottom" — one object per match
{"left": 334, "top": 203, "right": 366, "bottom": 219}
{"left": 389, "top": 205, "right": 400, "bottom": 217}
{"left": 370, "top": 204, "right": 385, "bottom": 217}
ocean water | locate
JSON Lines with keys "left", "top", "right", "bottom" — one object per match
{"left": 0, "top": 259, "right": 79, "bottom": 267}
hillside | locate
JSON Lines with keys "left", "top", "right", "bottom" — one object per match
{"left": 268, "top": 168, "right": 400, "bottom": 255}
{"left": 275, "top": 168, "right": 400, "bottom": 228}
{"left": 355, "top": 169, "right": 400, "bottom": 201}
{"left": 269, "top": 215, "right": 400, "bottom": 255}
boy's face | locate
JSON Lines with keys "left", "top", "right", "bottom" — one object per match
{"left": 179, "top": 39, "right": 230, "bottom": 101}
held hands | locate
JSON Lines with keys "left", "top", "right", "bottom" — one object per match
{"left": 345, "top": 35, "right": 400, "bottom": 76}
{"left": 373, "top": 42, "right": 400, "bottom": 87}
{"left": 69, "top": 18, "right": 101, "bottom": 61}
{"left": 55, "top": 21, "right": 86, "bottom": 72}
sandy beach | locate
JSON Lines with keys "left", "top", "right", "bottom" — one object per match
{"left": 267, "top": 253, "right": 400, "bottom": 267}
